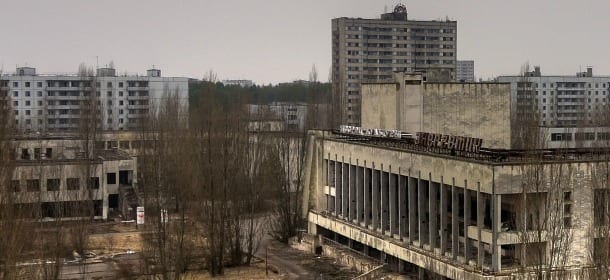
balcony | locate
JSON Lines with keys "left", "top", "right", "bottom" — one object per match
{"left": 127, "top": 104, "right": 148, "bottom": 109}
{"left": 126, "top": 95, "right": 149, "bottom": 100}
{"left": 44, "top": 86, "right": 82, "bottom": 91}
{"left": 126, "top": 86, "right": 148, "bottom": 91}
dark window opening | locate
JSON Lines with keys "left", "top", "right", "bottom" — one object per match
{"left": 67, "top": 178, "right": 80, "bottom": 190}
{"left": 11, "top": 180, "right": 20, "bottom": 192}
{"left": 21, "top": 149, "right": 30, "bottom": 160}
{"left": 26, "top": 179, "right": 40, "bottom": 192}
{"left": 109, "top": 194, "right": 119, "bottom": 208}
{"left": 47, "top": 179, "right": 60, "bottom": 191}
{"left": 88, "top": 177, "right": 100, "bottom": 189}
{"left": 106, "top": 173, "right": 116, "bottom": 185}
{"left": 119, "top": 170, "right": 131, "bottom": 185}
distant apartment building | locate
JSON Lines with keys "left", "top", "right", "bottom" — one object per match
{"left": 0, "top": 66, "right": 189, "bottom": 132}
{"left": 222, "top": 79, "right": 254, "bottom": 87}
{"left": 247, "top": 102, "right": 331, "bottom": 131}
{"left": 456, "top": 60, "right": 475, "bottom": 82}
{"left": 332, "top": 3, "right": 457, "bottom": 126}
{"left": 498, "top": 67, "right": 610, "bottom": 128}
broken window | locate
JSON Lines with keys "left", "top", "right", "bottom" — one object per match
{"left": 47, "top": 179, "right": 60, "bottom": 191}
{"left": 88, "top": 177, "right": 100, "bottom": 189}
{"left": 119, "top": 141, "right": 130, "bottom": 149}
{"left": 10, "top": 180, "right": 20, "bottom": 192}
{"left": 107, "top": 173, "right": 116, "bottom": 185}
{"left": 67, "top": 178, "right": 80, "bottom": 190}
{"left": 21, "top": 148, "right": 30, "bottom": 160}
{"left": 26, "top": 179, "right": 40, "bottom": 192}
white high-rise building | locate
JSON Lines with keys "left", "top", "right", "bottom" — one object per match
{"left": 1, "top": 66, "right": 189, "bottom": 132}
{"left": 498, "top": 66, "right": 610, "bottom": 128}
{"left": 456, "top": 60, "right": 475, "bottom": 82}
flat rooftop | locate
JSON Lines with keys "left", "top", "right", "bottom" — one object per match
{"left": 15, "top": 148, "right": 132, "bottom": 166}
{"left": 326, "top": 130, "right": 610, "bottom": 165}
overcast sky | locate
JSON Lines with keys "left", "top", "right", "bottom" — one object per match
{"left": 0, "top": 0, "right": 609, "bottom": 84}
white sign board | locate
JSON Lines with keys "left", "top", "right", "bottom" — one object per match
{"left": 161, "top": 209, "right": 168, "bottom": 223}
{"left": 136, "top": 206, "right": 145, "bottom": 225}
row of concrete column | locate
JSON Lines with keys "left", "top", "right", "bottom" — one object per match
{"left": 325, "top": 158, "right": 503, "bottom": 271}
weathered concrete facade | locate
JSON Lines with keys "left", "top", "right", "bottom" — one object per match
{"left": 8, "top": 135, "right": 137, "bottom": 220}
{"left": 362, "top": 73, "right": 512, "bottom": 149}
{"left": 305, "top": 131, "right": 608, "bottom": 279}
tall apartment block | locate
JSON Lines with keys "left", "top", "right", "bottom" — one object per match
{"left": 498, "top": 66, "right": 610, "bottom": 128}
{"left": 1, "top": 66, "right": 189, "bottom": 132}
{"left": 456, "top": 60, "right": 475, "bottom": 82}
{"left": 331, "top": 4, "right": 457, "bottom": 126}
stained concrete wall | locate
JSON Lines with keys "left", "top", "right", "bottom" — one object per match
{"left": 361, "top": 73, "right": 512, "bottom": 149}
{"left": 422, "top": 83, "right": 511, "bottom": 149}
{"left": 361, "top": 83, "right": 399, "bottom": 130}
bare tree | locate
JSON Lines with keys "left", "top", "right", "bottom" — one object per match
{"left": 0, "top": 71, "right": 33, "bottom": 278}
{"left": 514, "top": 63, "right": 574, "bottom": 278}
{"left": 139, "top": 84, "right": 197, "bottom": 279}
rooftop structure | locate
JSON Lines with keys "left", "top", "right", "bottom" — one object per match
{"left": 362, "top": 72, "right": 610, "bottom": 149}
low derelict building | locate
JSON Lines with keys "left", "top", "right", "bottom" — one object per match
{"left": 304, "top": 130, "right": 610, "bottom": 279}
{"left": 8, "top": 134, "right": 138, "bottom": 220}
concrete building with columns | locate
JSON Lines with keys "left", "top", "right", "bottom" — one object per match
{"left": 304, "top": 130, "right": 610, "bottom": 279}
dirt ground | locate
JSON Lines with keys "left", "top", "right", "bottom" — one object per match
{"left": 87, "top": 223, "right": 143, "bottom": 254}
{"left": 83, "top": 222, "right": 356, "bottom": 279}
{"left": 179, "top": 262, "right": 283, "bottom": 280}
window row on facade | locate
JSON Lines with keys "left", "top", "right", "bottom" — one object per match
{"left": 10, "top": 177, "right": 101, "bottom": 192}
{"left": 518, "top": 82, "right": 610, "bottom": 89}
{"left": 550, "top": 132, "right": 610, "bottom": 142}
{"left": 345, "top": 26, "right": 455, "bottom": 33}
{"left": 4, "top": 80, "right": 149, "bottom": 89}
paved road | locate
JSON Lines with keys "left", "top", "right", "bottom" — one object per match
{"left": 257, "top": 236, "right": 314, "bottom": 279}
{"left": 58, "top": 253, "right": 140, "bottom": 279}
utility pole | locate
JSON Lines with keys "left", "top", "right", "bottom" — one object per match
{"left": 265, "top": 246, "right": 268, "bottom": 276}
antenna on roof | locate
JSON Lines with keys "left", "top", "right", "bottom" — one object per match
{"left": 384, "top": 5, "right": 388, "bottom": 13}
